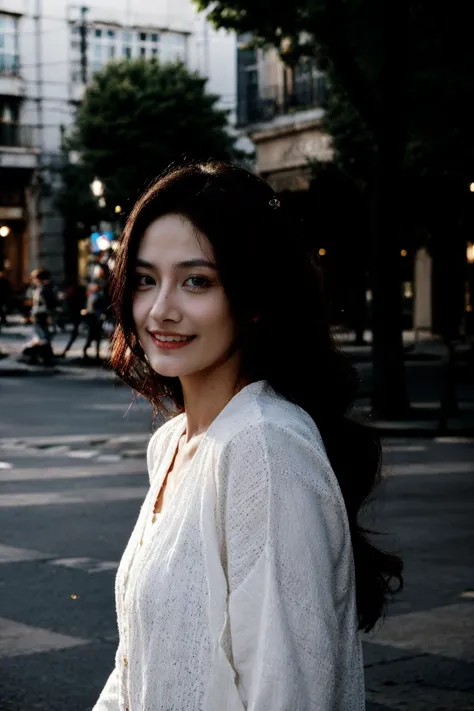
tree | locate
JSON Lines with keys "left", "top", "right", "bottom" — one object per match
{"left": 63, "top": 58, "right": 246, "bottom": 217}
{"left": 193, "top": 0, "right": 474, "bottom": 418}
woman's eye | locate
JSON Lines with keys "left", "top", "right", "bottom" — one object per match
{"left": 134, "top": 274, "right": 155, "bottom": 289}
{"left": 183, "top": 275, "right": 211, "bottom": 290}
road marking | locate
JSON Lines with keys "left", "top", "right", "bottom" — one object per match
{"left": 0, "top": 486, "right": 148, "bottom": 507}
{"left": 383, "top": 445, "right": 427, "bottom": 453}
{"left": 0, "top": 543, "right": 50, "bottom": 564}
{"left": 435, "top": 436, "right": 474, "bottom": 444}
{"left": 67, "top": 450, "right": 99, "bottom": 459}
{"left": 48, "top": 557, "right": 118, "bottom": 574}
{"left": 0, "top": 464, "right": 145, "bottom": 482}
{"left": 386, "top": 461, "right": 474, "bottom": 476}
{"left": 97, "top": 454, "right": 122, "bottom": 463}
{"left": 0, "top": 432, "right": 150, "bottom": 448}
{"left": 0, "top": 617, "right": 89, "bottom": 659}
{"left": 365, "top": 602, "right": 474, "bottom": 662}
{"left": 0, "top": 461, "right": 12, "bottom": 469}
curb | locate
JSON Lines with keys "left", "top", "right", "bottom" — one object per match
{"left": 0, "top": 365, "right": 60, "bottom": 377}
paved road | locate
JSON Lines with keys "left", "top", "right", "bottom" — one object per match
{"left": 0, "top": 375, "right": 473, "bottom": 710}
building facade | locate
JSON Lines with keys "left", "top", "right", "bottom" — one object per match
{"left": 0, "top": 0, "right": 238, "bottom": 289}
{"left": 237, "top": 41, "right": 331, "bottom": 193}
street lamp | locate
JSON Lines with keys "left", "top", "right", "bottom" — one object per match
{"left": 467, "top": 243, "right": 474, "bottom": 264}
{"left": 0, "top": 225, "right": 10, "bottom": 238}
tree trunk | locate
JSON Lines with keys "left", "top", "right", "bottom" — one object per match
{"left": 369, "top": 144, "right": 410, "bottom": 419}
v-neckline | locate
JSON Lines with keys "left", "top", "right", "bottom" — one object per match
{"left": 146, "top": 380, "right": 266, "bottom": 527}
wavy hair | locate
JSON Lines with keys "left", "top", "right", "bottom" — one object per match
{"left": 110, "top": 160, "right": 403, "bottom": 632}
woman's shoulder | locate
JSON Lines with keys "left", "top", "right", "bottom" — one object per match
{"left": 212, "top": 381, "right": 325, "bottom": 458}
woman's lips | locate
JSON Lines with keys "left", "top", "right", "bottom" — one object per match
{"left": 149, "top": 333, "right": 196, "bottom": 350}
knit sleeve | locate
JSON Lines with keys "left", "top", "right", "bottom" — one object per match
{"left": 221, "top": 420, "right": 361, "bottom": 711}
{"left": 91, "top": 666, "right": 120, "bottom": 711}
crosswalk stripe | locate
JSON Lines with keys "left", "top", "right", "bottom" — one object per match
{"left": 48, "top": 557, "right": 118, "bottom": 574}
{"left": 0, "top": 543, "right": 49, "bottom": 564}
{"left": 383, "top": 444, "right": 427, "bottom": 453}
{"left": 365, "top": 602, "right": 474, "bottom": 662}
{"left": 0, "top": 464, "right": 145, "bottom": 482}
{"left": 0, "top": 617, "right": 89, "bottom": 659}
{"left": 386, "top": 461, "right": 474, "bottom": 475}
{"left": 0, "top": 486, "right": 148, "bottom": 507}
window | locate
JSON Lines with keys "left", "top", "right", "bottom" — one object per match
{"left": 139, "top": 32, "right": 147, "bottom": 42}
{"left": 95, "top": 28, "right": 102, "bottom": 38}
{"left": 71, "top": 39, "right": 80, "bottom": 52}
{"left": 151, "top": 48, "right": 158, "bottom": 57}
{"left": 0, "top": 14, "right": 20, "bottom": 75}
{"left": 70, "top": 60, "right": 82, "bottom": 83}
{"left": 107, "top": 45, "right": 115, "bottom": 59}
{"left": 151, "top": 33, "right": 159, "bottom": 42}
{"left": 107, "top": 30, "right": 115, "bottom": 39}
{"left": 160, "top": 32, "right": 186, "bottom": 63}
{"left": 140, "top": 47, "right": 146, "bottom": 57}
{"left": 123, "top": 46, "right": 131, "bottom": 58}
{"left": 123, "top": 31, "right": 132, "bottom": 42}
{"left": 94, "top": 44, "right": 102, "bottom": 59}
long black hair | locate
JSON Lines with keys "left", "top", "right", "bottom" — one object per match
{"left": 110, "top": 160, "right": 403, "bottom": 632}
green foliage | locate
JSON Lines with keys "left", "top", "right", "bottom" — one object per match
{"left": 64, "top": 58, "right": 245, "bottom": 214}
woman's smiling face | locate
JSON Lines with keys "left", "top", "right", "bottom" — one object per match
{"left": 132, "top": 213, "right": 239, "bottom": 379}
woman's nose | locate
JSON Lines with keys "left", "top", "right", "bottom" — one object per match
{"left": 149, "top": 287, "right": 181, "bottom": 323}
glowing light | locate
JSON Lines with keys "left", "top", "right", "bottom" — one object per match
{"left": 114, "top": 205, "right": 121, "bottom": 214}
{"left": 96, "top": 235, "right": 110, "bottom": 251}
{"left": 0, "top": 226, "right": 10, "bottom": 238}
{"left": 401, "top": 249, "right": 408, "bottom": 257}
{"left": 90, "top": 178, "right": 104, "bottom": 197}
{"left": 467, "top": 243, "right": 474, "bottom": 264}
{"left": 70, "top": 594, "right": 79, "bottom": 600}
{"left": 318, "top": 248, "right": 327, "bottom": 256}
{"left": 470, "top": 183, "right": 474, "bottom": 192}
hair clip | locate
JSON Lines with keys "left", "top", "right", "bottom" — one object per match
{"left": 269, "top": 197, "right": 280, "bottom": 208}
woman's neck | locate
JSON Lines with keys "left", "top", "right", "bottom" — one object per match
{"left": 180, "top": 354, "right": 248, "bottom": 441}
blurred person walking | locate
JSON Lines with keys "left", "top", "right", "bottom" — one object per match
{"left": 93, "top": 161, "right": 403, "bottom": 711}
{"left": 83, "top": 281, "right": 107, "bottom": 361}
{"left": 59, "top": 280, "right": 87, "bottom": 358}
{"left": 0, "top": 269, "right": 12, "bottom": 330}
{"left": 22, "top": 268, "right": 57, "bottom": 366}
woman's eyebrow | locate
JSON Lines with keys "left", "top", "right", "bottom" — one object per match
{"left": 176, "top": 259, "right": 217, "bottom": 270}
{"left": 135, "top": 258, "right": 217, "bottom": 270}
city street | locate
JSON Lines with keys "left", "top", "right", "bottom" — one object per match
{"left": 0, "top": 373, "right": 473, "bottom": 710}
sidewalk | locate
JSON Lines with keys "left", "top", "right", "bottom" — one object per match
{"left": 0, "top": 316, "right": 113, "bottom": 378}
{"left": 2, "top": 318, "right": 474, "bottom": 437}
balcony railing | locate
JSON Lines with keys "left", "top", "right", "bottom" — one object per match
{"left": 0, "top": 123, "right": 37, "bottom": 149}
{"left": 237, "top": 74, "right": 328, "bottom": 128}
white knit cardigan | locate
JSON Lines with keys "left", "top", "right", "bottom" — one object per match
{"left": 93, "top": 380, "right": 364, "bottom": 711}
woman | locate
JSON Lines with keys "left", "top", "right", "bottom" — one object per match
{"left": 94, "top": 161, "right": 403, "bottom": 711}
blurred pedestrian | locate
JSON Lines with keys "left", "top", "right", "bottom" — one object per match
{"left": 83, "top": 281, "right": 107, "bottom": 361}
{"left": 93, "top": 162, "right": 403, "bottom": 711}
{"left": 0, "top": 270, "right": 12, "bottom": 330}
{"left": 22, "top": 268, "right": 56, "bottom": 366}
{"left": 59, "top": 280, "right": 87, "bottom": 358}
